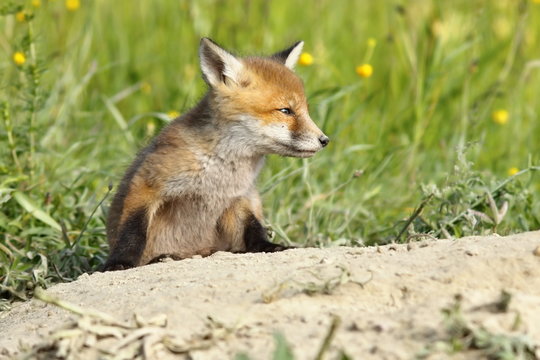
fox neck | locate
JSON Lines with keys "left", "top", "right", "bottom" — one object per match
{"left": 174, "top": 93, "right": 266, "bottom": 197}
{"left": 189, "top": 92, "right": 266, "bottom": 160}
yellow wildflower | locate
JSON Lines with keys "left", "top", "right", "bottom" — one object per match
{"left": 65, "top": 0, "right": 80, "bottom": 11}
{"left": 140, "top": 82, "right": 152, "bottom": 94}
{"left": 355, "top": 64, "right": 373, "bottom": 78}
{"left": 533, "top": 0, "right": 540, "bottom": 4}
{"left": 298, "top": 52, "right": 314, "bottom": 66}
{"left": 492, "top": 109, "right": 509, "bottom": 125}
{"left": 167, "top": 110, "right": 180, "bottom": 120}
{"left": 32, "top": 0, "right": 41, "bottom": 7}
{"left": 431, "top": 20, "right": 443, "bottom": 37}
{"left": 146, "top": 120, "right": 156, "bottom": 136}
{"left": 13, "top": 52, "right": 26, "bottom": 66}
{"left": 507, "top": 167, "right": 519, "bottom": 176}
{"left": 367, "top": 38, "right": 377, "bottom": 48}
{"left": 16, "top": 11, "right": 26, "bottom": 22}
{"left": 404, "top": 207, "right": 415, "bottom": 215}
{"left": 493, "top": 17, "right": 511, "bottom": 39}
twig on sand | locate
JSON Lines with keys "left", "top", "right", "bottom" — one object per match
{"left": 34, "top": 286, "right": 130, "bottom": 328}
{"left": 315, "top": 315, "right": 341, "bottom": 360}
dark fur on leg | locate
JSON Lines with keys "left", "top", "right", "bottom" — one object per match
{"left": 101, "top": 208, "right": 148, "bottom": 271}
{"left": 243, "top": 215, "right": 291, "bottom": 253}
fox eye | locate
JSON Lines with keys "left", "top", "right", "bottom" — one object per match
{"left": 278, "top": 108, "right": 294, "bottom": 115}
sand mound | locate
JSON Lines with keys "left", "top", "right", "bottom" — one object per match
{"left": 1, "top": 231, "right": 539, "bottom": 359}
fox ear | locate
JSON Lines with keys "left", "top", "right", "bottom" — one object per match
{"left": 271, "top": 41, "right": 304, "bottom": 70}
{"left": 199, "top": 38, "right": 244, "bottom": 87}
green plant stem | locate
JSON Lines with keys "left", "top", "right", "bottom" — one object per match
{"left": 27, "top": 21, "right": 39, "bottom": 179}
{"left": 474, "top": 4, "right": 528, "bottom": 126}
{"left": 1, "top": 102, "right": 22, "bottom": 173}
{"left": 395, "top": 194, "right": 434, "bottom": 242}
{"left": 71, "top": 186, "right": 113, "bottom": 248}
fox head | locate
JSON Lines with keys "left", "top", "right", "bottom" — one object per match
{"left": 199, "top": 38, "right": 329, "bottom": 158}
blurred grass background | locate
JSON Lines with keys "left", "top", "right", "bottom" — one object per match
{"left": 1, "top": 0, "right": 539, "bottom": 305}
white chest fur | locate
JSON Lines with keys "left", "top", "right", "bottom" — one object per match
{"left": 163, "top": 150, "right": 264, "bottom": 206}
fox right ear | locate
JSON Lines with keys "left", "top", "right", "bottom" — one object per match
{"left": 271, "top": 41, "right": 304, "bottom": 70}
{"left": 199, "top": 38, "right": 243, "bottom": 87}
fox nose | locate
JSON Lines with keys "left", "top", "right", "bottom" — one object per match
{"left": 319, "top": 135, "right": 330, "bottom": 147}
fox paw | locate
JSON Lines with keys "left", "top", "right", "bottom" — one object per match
{"left": 101, "top": 262, "right": 134, "bottom": 272}
{"left": 265, "top": 243, "right": 293, "bottom": 252}
{"left": 149, "top": 254, "right": 184, "bottom": 263}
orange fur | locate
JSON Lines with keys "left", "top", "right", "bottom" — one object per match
{"left": 103, "top": 39, "right": 328, "bottom": 271}
{"left": 214, "top": 57, "right": 321, "bottom": 135}
{"left": 216, "top": 191, "right": 263, "bottom": 252}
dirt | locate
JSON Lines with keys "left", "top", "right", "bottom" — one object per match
{"left": 1, "top": 231, "right": 540, "bottom": 359}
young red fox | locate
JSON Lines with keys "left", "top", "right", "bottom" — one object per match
{"left": 103, "top": 38, "right": 329, "bottom": 270}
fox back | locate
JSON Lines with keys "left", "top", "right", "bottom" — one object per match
{"left": 103, "top": 38, "right": 329, "bottom": 270}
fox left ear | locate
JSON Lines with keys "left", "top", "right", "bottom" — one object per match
{"left": 271, "top": 41, "right": 304, "bottom": 70}
{"left": 199, "top": 38, "right": 244, "bottom": 87}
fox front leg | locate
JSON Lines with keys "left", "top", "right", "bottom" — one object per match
{"left": 242, "top": 214, "right": 290, "bottom": 253}
{"left": 217, "top": 196, "right": 291, "bottom": 253}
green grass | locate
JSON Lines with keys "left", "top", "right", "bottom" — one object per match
{"left": 417, "top": 292, "right": 537, "bottom": 359}
{"left": 1, "top": 0, "right": 540, "bottom": 305}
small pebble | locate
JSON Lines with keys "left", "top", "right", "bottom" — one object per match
{"left": 533, "top": 245, "right": 540, "bottom": 257}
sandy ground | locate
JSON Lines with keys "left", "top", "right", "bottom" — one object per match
{"left": 1, "top": 231, "right": 540, "bottom": 359}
